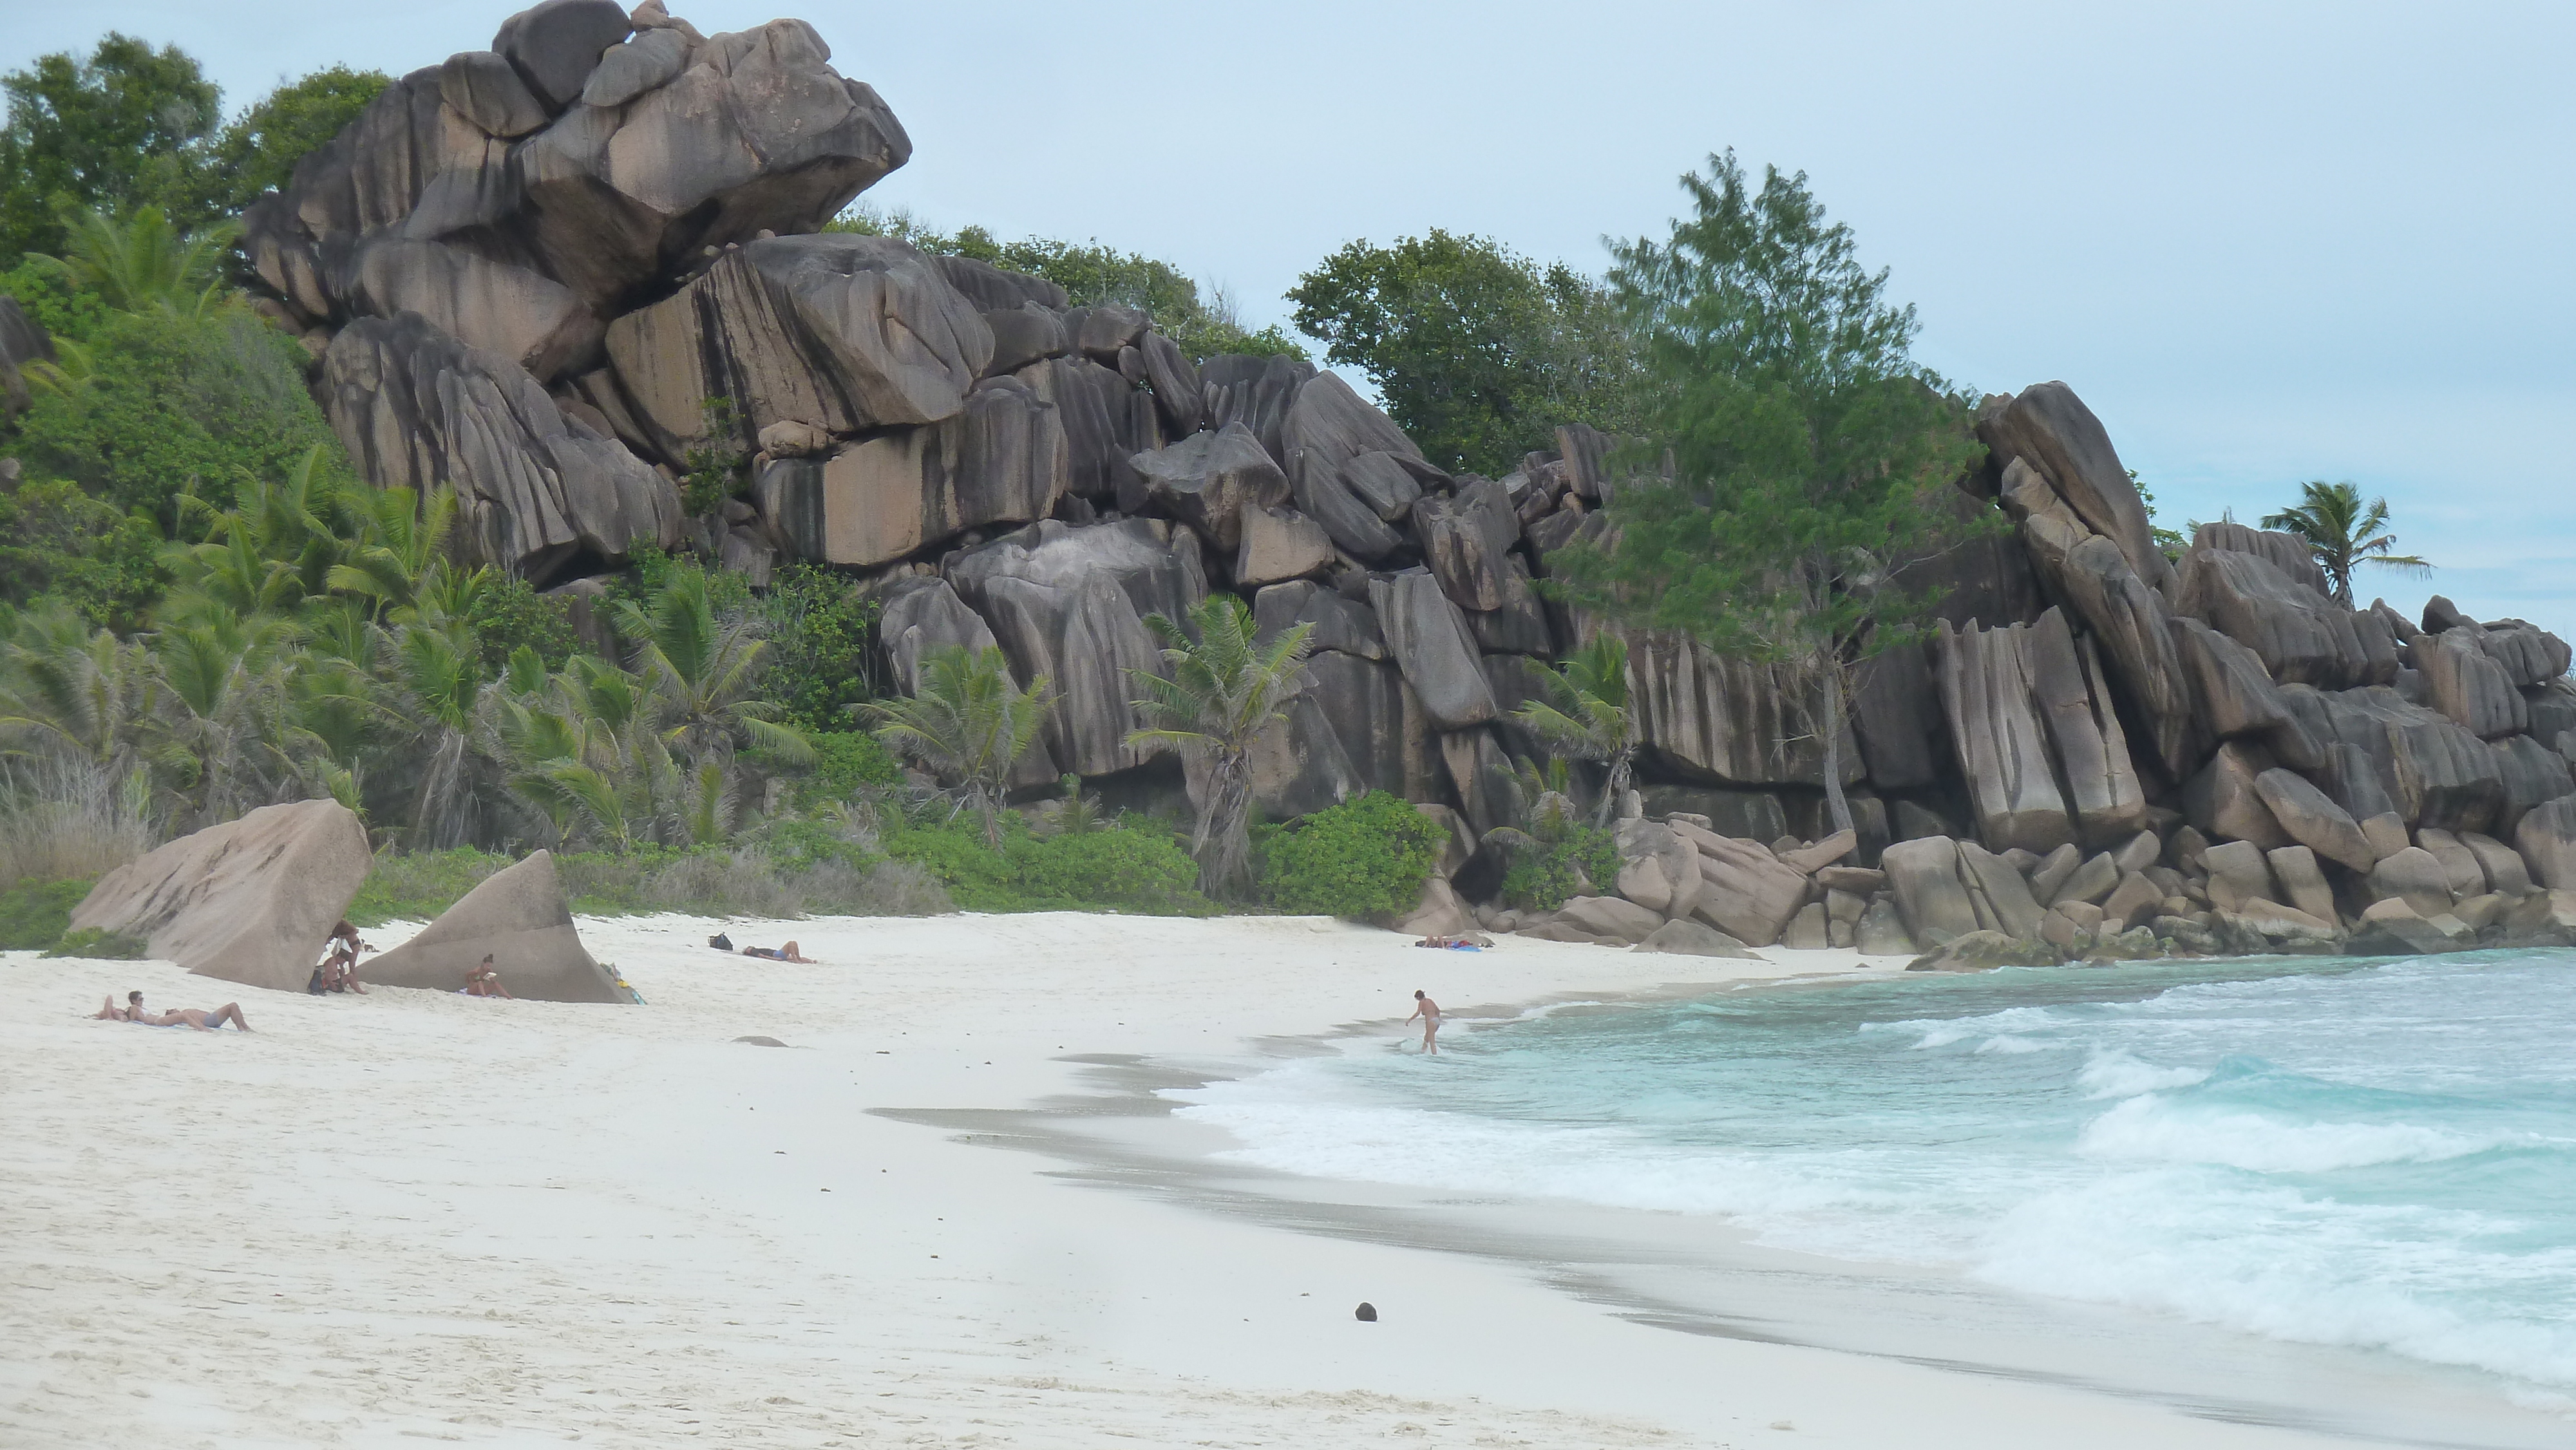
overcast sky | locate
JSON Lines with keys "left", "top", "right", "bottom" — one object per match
{"left": 14, "top": 1, "right": 2573, "bottom": 637}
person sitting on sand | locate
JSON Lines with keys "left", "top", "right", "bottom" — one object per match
{"left": 1416, "top": 934, "right": 1455, "bottom": 948}
{"left": 739, "top": 940, "right": 815, "bottom": 964}
{"left": 91, "top": 990, "right": 144, "bottom": 1021}
{"left": 1407, "top": 989, "right": 1442, "bottom": 1054}
{"left": 311, "top": 921, "right": 371, "bottom": 995}
{"left": 461, "top": 955, "right": 513, "bottom": 999}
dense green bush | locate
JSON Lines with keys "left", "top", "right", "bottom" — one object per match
{"left": 0, "top": 475, "right": 163, "bottom": 628}
{"left": 1256, "top": 790, "right": 1444, "bottom": 919}
{"left": 465, "top": 574, "right": 579, "bottom": 673}
{"left": 756, "top": 564, "right": 880, "bottom": 732}
{"left": 884, "top": 815, "right": 1215, "bottom": 916}
{"left": 0, "top": 258, "right": 110, "bottom": 341}
{"left": 10, "top": 306, "right": 349, "bottom": 528}
{"left": 0, "top": 876, "right": 93, "bottom": 949}
{"left": 799, "top": 731, "right": 902, "bottom": 804}
{"left": 1500, "top": 823, "right": 1620, "bottom": 912}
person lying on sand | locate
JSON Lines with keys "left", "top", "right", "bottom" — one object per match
{"left": 739, "top": 941, "right": 815, "bottom": 964}
{"left": 113, "top": 995, "right": 253, "bottom": 1031}
{"left": 461, "top": 955, "right": 513, "bottom": 999}
{"left": 1407, "top": 989, "right": 1442, "bottom": 1054}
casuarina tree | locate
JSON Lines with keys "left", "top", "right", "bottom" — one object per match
{"left": 1551, "top": 151, "right": 1984, "bottom": 836}
{"left": 1126, "top": 594, "right": 1314, "bottom": 899}
{"left": 2261, "top": 480, "right": 2430, "bottom": 608}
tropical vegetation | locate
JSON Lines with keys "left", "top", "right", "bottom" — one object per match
{"left": 2262, "top": 479, "right": 2432, "bottom": 607}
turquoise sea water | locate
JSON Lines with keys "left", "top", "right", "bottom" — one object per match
{"left": 1169, "top": 952, "right": 2576, "bottom": 1397}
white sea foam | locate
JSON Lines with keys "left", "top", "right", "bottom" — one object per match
{"left": 2076, "top": 1049, "right": 2213, "bottom": 1098}
{"left": 2077, "top": 1095, "right": 2499, "bottom": 1173}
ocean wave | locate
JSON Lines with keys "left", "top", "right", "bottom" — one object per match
{"left": 2076, "top": 1094, "right": 2500, "bottom": 1172}
{"left": 2076, "top": 1050, "right": 2213, "bottom": 1099}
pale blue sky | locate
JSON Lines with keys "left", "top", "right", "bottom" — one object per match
{"left": 14, "top": 1, "right": 2571, "bottom": 637}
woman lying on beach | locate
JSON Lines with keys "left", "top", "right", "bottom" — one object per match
{"left": 93, "top": 992, "right": 252, "bottom": 1030}
{"left": 741, "top": 941, "right": 815, "bottom": 963}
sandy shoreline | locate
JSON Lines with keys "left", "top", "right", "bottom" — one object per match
{"left": 0, "top": 911, "right": 2539, "bottom": 1447}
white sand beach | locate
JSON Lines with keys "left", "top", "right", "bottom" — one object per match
{"left": 0, "top": 912, "right": 2481, "bottom": 1448}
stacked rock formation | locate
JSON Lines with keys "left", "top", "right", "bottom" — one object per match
{"left": 228, "top": 1, "right": 2576, "bottom": 965}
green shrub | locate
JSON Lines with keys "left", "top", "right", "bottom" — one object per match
{"left": 0, "top": 476, "right": 166, "bottom": 629}
{"left": 1256, "top": 790, "right": 1444, "bottom": 919}
{"left": 345, "top": 847, "right": 510, "bottom": 925}
{"left": 756, "top": 564, "right": 880, "bottom": 733}
{"left": 466, "top": 574, "right": 579, "bottom": 673}
{"left": 883, "top": 814, "right": 1213, "bottom": 916}
{"left": 1501, "top": 823, "right": 1620, "bottom": 912}
{"left": 47, "top": 926, "right": 147, "bottom": 958}
{"left": 799, "top": 730, "right": 901, "bottom": 804}
{"left": 0, "top": 876, "right": 93, "bottom": 949}
{"left": 12, "top": 306, "right": 350, "bottom": 529}
{"left": 1007, "top": 824, "right": 1212, "bottom": 916}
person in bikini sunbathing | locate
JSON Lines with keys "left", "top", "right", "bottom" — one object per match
{"left": 96, "top": 992, "right": 251, "bottom": 1030}
{"left": 740, "top": 941, "right": 815, "bottom": 963}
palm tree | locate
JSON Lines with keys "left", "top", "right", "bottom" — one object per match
{"left": 1513, "top": 634, "right": 1637, "bottom": 826}
{"left": 863, "top": 644, "right": 1053, "bottom": 847}
{"left": 0, "top": 604, "right": 158, "bottom": 776}
{"left": 1126, "top": 594, "right": 1316, "bottom": 898}
{"left": 149, "top": 609, "right": 313, "bottom": 830}
{"left": 616, "top": 567, "right": 811, "bottom": 782}
{"left": 2262, "top": 481, "right": 2431, "bottom": 608}
{"left": 30, "top": 205, "right": 239, "bottom": 317}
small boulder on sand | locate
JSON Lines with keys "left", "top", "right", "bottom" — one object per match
{"left": 70, "top": 799, "right": 372, "bottom": 992}
{"left": 366, "top": 850, "right": 626, "bottom": 1003}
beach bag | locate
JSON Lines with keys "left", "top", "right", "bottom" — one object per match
{"left": 708, "top": 933, "right": 733, "bottom": 951}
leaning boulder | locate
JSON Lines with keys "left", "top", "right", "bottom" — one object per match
{"left": 1124, "top": 422, "right": 1289, "bottom": 552}
{"left": 1632, "top": 918, "right": 1762, "bottom": 958}
{"left": 70, "top": 800, "right": 373, "bottom": 993}
{"left": 2251, "top": 767, "right": 2375, "bottom": 872}
{"left": 1879, "top": 835, "right": 1978, "bottom": 948}
{"left": 365, "top": 851, "right": 626, "bottom": 1003}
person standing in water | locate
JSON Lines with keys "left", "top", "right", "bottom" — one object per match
{"left": 1407, "top": 990, "right": 1441, "bottom": 1054}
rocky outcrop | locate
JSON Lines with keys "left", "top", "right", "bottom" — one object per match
{"left": 1370, "top": 570, "right": 1497, "bottom": 731}
{"left": 1124, "top": 422, "right": 1289, "bottom": 552}
{"left": 755, "top": 378, "right": 1066, "bottom": 566}
{"left": 70, "top": 800, "right": 374, "bottom": 993}
{"left": 946, "top": 520, "right": 1204, "bottom": 777}
{"left": 2174, "top": 547, "right": 2392, "bottom": 689}
{"left": 365, "top": 849, "right": 626, "bottom": 1003}
{"left": 322, "top": 314, "right": 682, "bottom": 583}
{"left": 606, "top": 233, "right": 994, "bottom": 450}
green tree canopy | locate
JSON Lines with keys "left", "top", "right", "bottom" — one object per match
{"left": 0, "top": 35, "right": 221, "bottom": 266}
{"left": 1287, "top": 230, "right": 1642, "bottom": 476}
{"left": 1552, "top": 152, "right": 1983, "bottom": 834}
{"left": 200, "top": 66, "right": 388, "bottom": 218}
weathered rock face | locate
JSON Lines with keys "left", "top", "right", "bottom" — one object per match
{"left": 755, "top": 378, "right": 1066, "bottom": 567}
{"left": 2174, "top": 547, "right": 2391, "bottom": 690}
{"left": 1983, "top": 382, "right": 2172, "bottom": 593}
{"left": 2280, "top": 685, "right": 2505, "bottom": 833}
{"left": 1370, "top": 570, "right": 1497, "bottom": 731}
{"left": 245, "top": 14, "right": 909, "bottom": 359}
{"left": 876, "top": 574, "right": 998, "bottom": 694}
{"left": 1618, "top": 626, "right": 1857, "bottom": 788}
{"left": 366, "top": 849, "right": 627, "bottom": 1003}
{"left": 1880, "top": 835, "right": 1978, "bottom": 947}
{"left": 1281, "top": 372, "right": 1435, "bottom": 561}
{"left": 2418, "top": 626, "right": 2530, "bottom": 740}
{"left": 945, "top": 519, "right": 1205, "bottom": 777}
{"left": 607, "top": 233, "right": 994, "bottom": 451}
{"left": 70, "top": 800, "right": 373, "bottom": 993}
{"left": 1124, "top": 422, "right": 1288, "bottom": 552}
{"left": 1672, "top": 822, "right": 1812, "bottom": 946}
{"left": 323, "top": 313, "right": 683, "bottom": 583}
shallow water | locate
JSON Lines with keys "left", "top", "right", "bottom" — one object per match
{"left": 1168, "top": 950, "right": 2576, "bottom": 1399}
